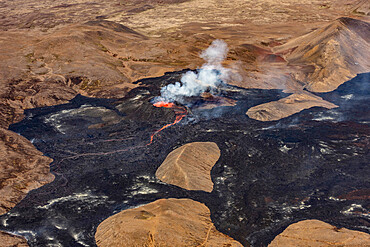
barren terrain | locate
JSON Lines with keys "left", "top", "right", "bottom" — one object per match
{"left": 0, "top": 0, "right": 369, "bottom": 246}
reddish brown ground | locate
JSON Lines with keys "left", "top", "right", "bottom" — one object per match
{"left": 269, "top": 220, "right": 370, "bottom": 246}
{"left": 95, "top": 198, "right": 243, "bottom": 247}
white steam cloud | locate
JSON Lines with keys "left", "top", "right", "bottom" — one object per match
{"left": 154, "top": 39, "right": 231, "bottom": 103}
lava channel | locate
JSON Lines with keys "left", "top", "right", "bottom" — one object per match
{"left": 148, "top": 101, "right": 188, "bottom": 145}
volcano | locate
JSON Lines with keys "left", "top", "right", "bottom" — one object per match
{"left": 0, "top": 1, "right": 369, "bottom": 246}
{"left": 0, "top": 70, "right": 368, "bottom": 246}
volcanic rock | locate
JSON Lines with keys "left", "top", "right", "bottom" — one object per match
{"left": 269, "top": 219, "right": 370, "bottom": 246}
{"left": 338, "top": 188, "right": 370, "bottom": 200}
{"left": 0, "top": 78, "right": 77, "bottom": 128}
{"left": 1, "top": 71, "right": 369, "bottom": 246}
{"left": 0, "top": 128, "right": 54, "bottom": 215}
{"left": 273, "top": 17, "right": 370, "bottom": 92}
{"left": 0, "top": 127, "right": 54, "bottom": 246}
{"left": 195, "top": 92, "right": 237, "bottom": 109}
{"left": 246, "top": 93, "right": 337, "bottom": 121}
{"left": 95, "top": 198, "right": 242, "bottom": 247}
{"left": 155, "top": 142, "right": 220, "bottom": 192}
{"left": 0, "top": 231, "right": 28, "bottom": 247}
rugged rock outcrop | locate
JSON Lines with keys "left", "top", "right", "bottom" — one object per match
{"left": 0, "top": 78, "right": 77, "bottom": 129}
{"left": 95, "top": 198, "right": 242, "bottom": 247}
{"left": 0, "top": 128, "right": 54, "bottom": 246}
{"left": 269, "top": 219, "right": 370, "bottom": 246}
{"left": 0, "top": 128, "right": 54, "bottom": 215}
{"left": 155, "top": 142, "right": 220, "bottom": 192}
{"left": 247, "top": 93, "right": 337, "bottom": 121}
{"left": 0, "top": 231, "right": 28, "bottom": 247}
{"left": 273, "top": 17, "right": 370, "bottom": 92}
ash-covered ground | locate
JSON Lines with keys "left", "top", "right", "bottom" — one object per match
{"left": 0, "top": 71, "right": 369, "bottom": 247}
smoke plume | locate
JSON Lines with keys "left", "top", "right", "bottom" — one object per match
{"left": 154, "top": 40, "right": 231, "bottom": 104}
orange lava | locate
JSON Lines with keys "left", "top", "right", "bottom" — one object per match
{"left": 148, "top": 102, "right": 187, "bottom": 145}
{"left": 153, "top": 101, "right": 175, "bottom": 108}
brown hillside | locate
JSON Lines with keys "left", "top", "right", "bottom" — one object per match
{"left": 273, "top": 17, "right": 370, "bottom": 92}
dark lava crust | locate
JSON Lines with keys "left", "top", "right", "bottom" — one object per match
{"left": 0, "top": 71, "right": 369, "bottom": 247}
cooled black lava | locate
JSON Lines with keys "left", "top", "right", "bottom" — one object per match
{"left": 1, "top": 71, "right": 369, "bottom": 247}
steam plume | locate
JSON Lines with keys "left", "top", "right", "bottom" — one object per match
{"left": 154, "top": 40, "right": 231, "bottom": 104}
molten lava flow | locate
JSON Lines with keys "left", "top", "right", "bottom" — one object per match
{"left": 148, "top": 102, "right": 187, "bottom": 145}
{"left": 153, "top": 101, "right": 175, "bottom": 108}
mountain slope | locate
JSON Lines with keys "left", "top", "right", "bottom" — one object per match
{"left": 273, "top": 17, "right": 370, "bottom": 92}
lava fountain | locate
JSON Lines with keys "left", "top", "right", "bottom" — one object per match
{"left": 147, "top": 101, "right": 188, "bottom": 145}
